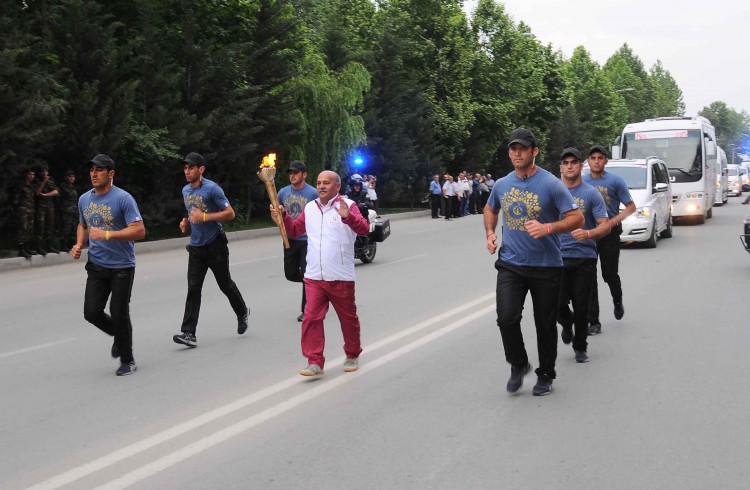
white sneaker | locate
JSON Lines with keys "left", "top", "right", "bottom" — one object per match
{"left": 299, "top": 364, "right": 323, "bottom": 376}
{"left": 343, "top": 358, "right": 359, "bottom": 372}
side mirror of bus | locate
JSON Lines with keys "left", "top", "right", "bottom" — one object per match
{"left": 654, "top": 183, "right": 669, "bottom": 193}
{"left": 611, "top": 145, "right": 621, "bottom": 159}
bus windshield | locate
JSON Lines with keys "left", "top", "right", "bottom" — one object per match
{"left": 622, "top": 129, "right": 702, "bottom": 183}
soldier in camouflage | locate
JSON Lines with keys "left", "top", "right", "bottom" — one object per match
{"left": 58, "top": 170, "right": 79, "bottom": 252}
{"left": 14, "top": 167, "right": 37, "bottom": 258}
{"left": 34, "top": 165, "right": 60, "bottom": 255}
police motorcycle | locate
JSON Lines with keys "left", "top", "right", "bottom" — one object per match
{"left": 346, "top": 174, "right": 390, "bottom": 263}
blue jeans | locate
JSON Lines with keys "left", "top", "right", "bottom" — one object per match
{"left": 495, "top": 260, "right": 561, "bottom": 379}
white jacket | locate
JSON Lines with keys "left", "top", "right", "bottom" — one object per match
{"left": 283, "top": 195, "right": 370, "bottom": 281}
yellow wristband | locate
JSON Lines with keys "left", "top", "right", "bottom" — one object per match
{"left": 203, "top": 212, "right": 206, "bottom": 222}
{"left": 105, "top": 230, "right": 110, "bottom": 241}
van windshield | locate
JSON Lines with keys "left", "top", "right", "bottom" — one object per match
{"left": 605, "top": 166, "right": 646, "bottom": 190}
{"left": 622, "top": 130, "right": 702, "bottom": 183}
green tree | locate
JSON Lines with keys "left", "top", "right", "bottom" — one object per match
{"left": 603, "top": 44, "right": 655, "bottom": 122}
{"left": 649, "top": 60, "right": 685, "bottom": 117}
{"left": 699, "top": 101, "right": 750, "bottom": 158}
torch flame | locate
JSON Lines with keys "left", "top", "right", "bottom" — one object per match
{"left": 259, "top": 153, "right": 277, "bottom": 169}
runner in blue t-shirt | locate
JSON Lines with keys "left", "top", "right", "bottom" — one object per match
{"left": 582, "top": 145, "right": 636, "bottom": 334}
{"left": 173, "top": 152, "right": 249, "bottom": 349}
{"left": 277, "top": 160, "right": 319, "bottom": 322}
{"left": 72, "top": 154, "right": 146, "bottom": 376}
{"left": 484, "top": 128, "right": 584, "bottom": 396}
{"left": 556, "top": 148, "right": 610, "bottom": 364}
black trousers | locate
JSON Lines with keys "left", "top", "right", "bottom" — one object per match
{"left": 181, "top": 233, "right": 246, "bottom": 334}
{"left": 83, "top": 261, "right": 136, "bottom": 363}
{"left": 284, "top": 238, "right": 308, "bottom": 313}
{"left": 430, "top": 194, "right": 441, "bottom": 218}
{"left": 588, "top": 225, "right": 622, "bottom": 323}
{"left": 495, "top": 260, "right": 561, "bottom": 379}
{"left": 444, "top": 196, "right": 453, "bottom": 219}
{"left": 558, "top": 257, "right": 597, "bottom": 352}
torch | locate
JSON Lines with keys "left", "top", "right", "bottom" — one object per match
{"left": 257, "top": 153, "right": 290, "bottom": 249}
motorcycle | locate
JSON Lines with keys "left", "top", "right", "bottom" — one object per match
{"left": 741, "top": 214, "right": 750, "bottom": 255}
{"left": 354, "top": 203, "right": 390, "bottom": 263}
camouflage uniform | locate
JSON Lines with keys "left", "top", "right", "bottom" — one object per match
{"left": 34, "top": 172, "right": 59, "bottom": 253}
{"left": 15, "top": 176, "right": 36, "bottom": 252}
{"left": 59, "top": 178, "right": 79, "bottom": 250}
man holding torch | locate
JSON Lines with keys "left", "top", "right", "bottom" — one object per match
{"left": 270, "top": 170, "right": 370, "bottom": 376}
{"left": 173, "top": 152, "right": 250, "bottom": 348}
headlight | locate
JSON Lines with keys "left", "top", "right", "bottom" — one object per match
{"left": 635, "top": 206, "right": 651, "bottom": 218}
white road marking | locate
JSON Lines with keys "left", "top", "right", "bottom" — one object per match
{"left": 0, "top": 338, "right": 76, "bottom": 360}
{"left": 26, "top": 293, "right": 495, "bottom": 490}
{"left": 97, "top": 304, "right": 496, "bottom": 489}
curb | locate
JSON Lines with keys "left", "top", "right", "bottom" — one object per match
{"left": 0, "top": 209, "right": 430, "bottom": 273}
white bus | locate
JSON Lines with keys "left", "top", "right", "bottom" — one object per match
{"left": 613, "top": 116, "right": 717, "bottom": 224}
{"left": 715, "top": 147, "right": 728, "bottom": 206}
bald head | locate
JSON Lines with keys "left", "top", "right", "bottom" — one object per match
{"left": 316, "top": 170, "right": 342, "bottom": 204}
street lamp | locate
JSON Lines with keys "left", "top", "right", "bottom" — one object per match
{"left": 615, "top": 87, "right": 635, "bottom": 93}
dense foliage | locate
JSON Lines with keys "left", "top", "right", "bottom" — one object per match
{"left": 1, "top": 0, "right": 743, "bottom": 240}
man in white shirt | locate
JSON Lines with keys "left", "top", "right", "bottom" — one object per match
{"left": 271, "top": 170, "right": 370, "bottom": 376}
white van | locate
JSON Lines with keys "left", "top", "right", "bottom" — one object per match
{"left": 586, "top": 158, "right": 673, "bottom": 248}
{"left": 715, "top": 147, "right": 728, "bottom": 205}
{"left": 727, "top": 164, "right": 742, "bottom": 196}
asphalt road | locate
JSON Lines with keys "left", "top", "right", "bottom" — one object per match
{"left": 2, "top": 200, "right": 749, "bottom": 490}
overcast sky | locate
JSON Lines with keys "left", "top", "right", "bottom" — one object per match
{"left": 463, "top": 0, "right": 750, "bottom": 116}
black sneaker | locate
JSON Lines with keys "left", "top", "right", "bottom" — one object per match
{"left": 238, "top": 307, "right": 250, "bottom": 335}
{"left": 532, "top": 374, "right": 553, "bottom": 396}
{"left": 614, "top": 301, "right": 624, "bottom": 320}
{"left": 561, "top": 327, "right": 573, "bottom": 345}
{"left": 111, "top": 339, "right": 119, "bottom": 358}
{"left": 173, "top": 332, "right": 197, "bottom": 347}
{"left": 506, "top": 362, "right": 532, "bottom": 394}
{"left": 574, "top": 350, "right": 589, "bottom": 363}
{"left": 116, "top": 361, "right": 137, "bottom": 376}
{"left": 588, "top": 322, "right": 602, "bottom": 335}
{"left": 297, "top": 313, "right": 304, "bottom": 322}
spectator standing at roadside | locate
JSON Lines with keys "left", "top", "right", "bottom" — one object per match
{"left": 173, "top": 152, "right": 250, "bottom": 348}
{"left": 429, "top": 174, "right": 442, "bottom": 219}
{"left": 479, "top": 175, "right": 490, "bottom": 208}
{"left": 367, "top": 175, "right": 378, "bottom": 214}
{"left": 452, "top": 174, "right": 463, "bottom": 217}
{"left": 14, "top": 167, "right": 37, "bottom": 258}
{"left": 71, "top": 154, "right": 145, "bottom": 376}
{"left": 277, "top": 161, "right": 318, "bottom": 322}
{"left": 270, "top": 170, "right": 370, "bottom": 376}
{"left": 471, "top": 174, "right": 481, "bottom": 214}
{"left": 442, "top": 174, "right": 455, "bottom": 220}
{"left": 59, "top": 170, "right": 79, "bottom": 252}
{"left": 582, "top": 145, "right": 636, "bottom": 335}
{"left": 557, "top": 148, "right": 610, "bottom": 363}
{"left": 484, "top": 128, "right": 583, "bottom": 396}
{"left": 34, "top": 165, "right": 60, "bottom": 254}
{"left": 460, "top": 172, "right": 472, "bottom": 216}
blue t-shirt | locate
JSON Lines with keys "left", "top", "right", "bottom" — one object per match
{"left": 487, "top": 167, "right": 578, "bottom": 267}
{"left": 559, "top": 182, "right": 608, "bottom": 259}
{"left": 277, "top": 183, "right": 318, "bottom": 241}
{"left": 583, "top": 171, "right": 633, "bottom": 218}
{"left": 78, "top": 186, "right": 142, "bottom": 268}
{"left": 183, "top": 178, "right": 231, "bottom": 247}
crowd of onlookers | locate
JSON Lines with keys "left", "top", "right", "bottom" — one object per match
{"left": 11, "top": 165, "right": 80, "bottom": 258}
{"left": 427, "top": 172, "right": 495, "bottom": 220}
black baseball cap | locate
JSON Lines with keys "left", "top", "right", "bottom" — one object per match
{"left": 507, "top": 127, "right": 537, "bottom": 148}
{"left": 288, "top": 160, "right": 307, "bottom": 173}
{"left": 588, "top": 145, "right": 608, "bottom": 158}
{"left": 89, "top": 154, "right": 115, "bottom": 170}
{"left": 65, "top": 169, "right": 75, "bottom": 176}
{"left": 184, "top": 152, "right": 206, "bottom": 166}
{"left": 560, "top": 147, "right": 582, "bottom": 161}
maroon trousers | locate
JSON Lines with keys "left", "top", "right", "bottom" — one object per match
{"left": 302, "top": 279, "right": 362, "bottom": 369}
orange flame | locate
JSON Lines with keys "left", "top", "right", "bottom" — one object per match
{"left": 259, "top": 153, "right": 277, "bottom": 169}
